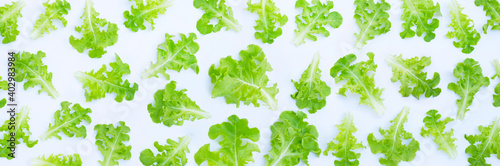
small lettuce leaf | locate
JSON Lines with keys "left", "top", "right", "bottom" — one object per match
{"left": 367, "top": 107, "right": 420, "bottom": 166}
{"left": 69, "top": 0, "right": 119, "bottom": 58}
{"left": 291, "top": 53, "right": 331, "bottom": 113}
{"left": 95, "top": 121, "right": 132, "bottom": 166}
{"left": 246, "top": 0, "right": 288, "bottom": 44}
{"left": 147, "top": 81, "right": 210, "bottom": 127}
{"left": 40, "top": 101, "right": 92, "bottom": 140}
{"left": 323, "top": 113, "right": 365, "bottom": 166}
{"left": 209, "top": 44, "right": 278, "bottom": 110}
{"left": 293, "top": 0, "right": 342, "bottom": 46}
{"left": 448, "top": 58, "right": 489, "bottom": 120}
{"left": 75, "top": 54, "right": 139, "bottom": 102}
{"left": 193, "top": 0, "right": 242, "bottom": 34}
{"left": 386, "top": 54, "right": 441, "bottom": 99}
{"left": 15, "top": 51, "right": 59, "bottom": 98}
{"left": 141, "top": 33, "right": 199, "bottom": 80}
{"left": 475, "top": 0, "right": 500, "bottom": 33}
{"left": 140, "top": 136, "right": 190, "bottom": 166}
{"left": 0, "top": 106, "right": 38, "bottom": 159}
{"left": 330, "top": 52, "right": 385, "bottom": 115}
{"left": 420, "top": 109, "right": 457, "bottom": 158}
{"left": 194, "top": 115, "right": 260, "bottom": 166}
{"left": 0, "top": 1, "right": 24, "bottom": 44}
{"left": 465, "top": 118, "right": 500, "bottom": 166}
{"left": 447, "top": 0, "right": 481, "bottom": 54}
{"left": 353, "top": 0, "right": 391, "bottom": 49}
{"left": 124, "top": 0, "right": 173, "bottom": 32}
{"left": 265, "top": 111, "right": 320, "bottom": 166}
{"left": 400, "top": 0, "right": 441, "bottom": 42}
{"left": 493, "top": 59, "right": 500, "bottom": 107}
{"left": 31, "top": 0, "right": 71, "bottom": 39}
{"left": 32, "top": 154, "right": 82, "bottom": 166}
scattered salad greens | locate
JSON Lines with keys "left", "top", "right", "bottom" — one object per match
{"left": 40, "top": 101, "right": 92, "bottom": 140}
{"left": 0, "top": 1, "right": 24, "bottom": 44}
{"left": 31, "top": 0, "right": 71, "bottom": 39}
{"left": 246, "top": 0, "right": 288, "bottom": 44}
{"left": 124, "top": 0, "right": 173, "bottom": 32}
{"left": 15, "top": 51, "right": 59, "bottom": 98}
{"left": 353, "top": 0, "right": 391, "bottom": 49}
{"left": 32, "top": 154, "right": 82, "bottom": 166}
{"left": 193, "top": 0, "right": 241, "bottom": 34}
{"left": 447, "top": 0, "right": 481, "bottom": 54}
{"left": 400, "top": 0, "right": 441, "bottom": 42}
{"left": 95, "top": 121, "right": 132, "bottom": 166}
{"left": 324, "top": 113, "right": 365, "bottom": 166}
{"left": 493, "top": 59, "right": 500, "bottom": 107}
{"left": 465, "top": 118, "right": 500, "bottom": 166}
{"left": 421, "top": 109, "right": 457, "bottom": 158}
{"left": 475, "top": 0, "right": 500, "bottom": 33}
{"left": 0, "top": 106, "right": 38, "bottom": 160}
{"left": 293, "top": 0, "right": 342, "bottom": 46}
{"left": 140, "top": 136, "right": 190, "bottom": 166}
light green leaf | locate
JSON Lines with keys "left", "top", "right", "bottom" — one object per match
{"left": 193, "top": 0, "right": 242, "bottom": 34}
{"left": 0, "top": 106, "right": 38, "bottom": 159}
{"left": 353, "top": 0, "right": 391, "bottom": 49}
{"left": 31, "top": 0, "right": 71, "bottom": 39}
{"left": 475, "top": 0, "right": 500, "bottom": 33}
{"left": 124, "top": 0, "right": 173, "bottom": 32}
{"left": 447, "top": 0, "right": 481, "bottom": 54}
{"left": 140, "top": 136, "right": 190, "bottom": 166}
{"left": 400, "top": 0, "right": 441, "bottom": 42}
{"left": 465, "top": 118, "right": 500, "bottom": 166}
{"left": 493, "top": 59, "right": 500, "bottom": 107}
{"left": 293, "top": 0, "right": 342, "bottom": 46}
{"left": 14, "top": 51, "right": 59, "bottom": 98}
{"left": 0, "top": 1, "right": 24, "bottom": 44}
{"left": 420, "top": 109, "right": 457, "bottom": 158}
{"left": 323, "top": 113, "right": 365, "bottom": 166}
{"left": 95, "top": 121, "right": 132, "bottom": 166}
{"left": 32, "top": 154, "right": 82, "bottom": 166}
{"left": 40, "top": 101, "right": 92, "bottom": 140}
{"left": 246, "top": 0, "right": 288, "bottom": 44}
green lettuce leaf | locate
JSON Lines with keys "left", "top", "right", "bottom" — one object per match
{"left": 148, "top": 81, "right": 210, "bottom": 127}
{"left": 209, "top": 44, "right": 278, "bottom": 110}
{"left": 140, "top": 136, "right": 190, "bottom": 166}
{"left": 291, "top": 53, "right": 331, "bottom": 113}
{"left": 420, "top": 109, "right": 457, "bottom": 158}
{"left": 386, "top": 54, "right": 441, "bottom": 99}
{"left": 493, "top": 59, "right": 500, "bottom": 107}
{"left": 31, "top": 0, "right": 71, "bottom": 39}
{"left": 194, "top": 115, "right": 260, "bottom": 166}
{"left": 447, "top": 0, "right": 481, "bottom": 54}
{"left": 353, "top": 0, "right": 391, "bottom": 49}
{"left": 465, "top": 118, "right": 500, "bottom": 166}
{"left": 323, "top": 113, "right": 365, "bottom": 166}
{"left": 124, "top": 0, "right": 173, "bottom": 32}
{"left": 141, "top": 33, "right": 199, "bottom": 80}
{"left": 75, "top": 54, "right": 139, "bottom": 102}
{"left": 330, "top": 52, "right": 385, "bottom": 115}
{"left": 0, "top": 106, "right": 38, "bottom": 159}
{"left": 293, "top": 0, "right": 342, "bottom": 46}
{"left": 448, "top": 58, "right": 489, "bottom": 120}
{"left": 32, "top": 154, "right": 82, "bottom": 166}
{"left": 367, "top": 107, "right": 420, "bottom": 166}
{"left": 40, "top": 101, "right": 92, "bottom": 140}
{"left": 69, "top": 0, "right": 119, "bottom": 58}
{"left": 0, "top": 1, "right": 24, "bottom": 44}
{"left": 14, "top": 51, "right": 59, "bottom": 98}
{"left": 246, "top": 0, "right": 288, "bottom": 44}
{"left": 193, "top": 0, "right": 242, "bottom": 34}
{"left": 475, "top": 0, "right": 500, "bottom": 33}
{"left": 400, "top": 0, "right": 441, "bottom": 42}
{"left": 265, "top": 111, "right": 320, "bottom": 166}
{"left": 95, "top": 121, "right": 132, "bottom": 166}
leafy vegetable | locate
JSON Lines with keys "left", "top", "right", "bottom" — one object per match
{"left": 209, "top": 44, "right": 278, "bottom": 110}
{"left": 265, "top": 111, "right": 320, "bottom": 166}
{"left": 448, "top": 58, "right": 489, "bottom": 120}
{"left": 124, "top": 0, "right": 173, "bottom": 32}
{"left": 493, "top": 59, "right": 500, "bottom": 107}
{"left": 32, "top": 154, "right": 82, "bottom": 166}
{"left": 95, "top": 121, "right": 132, "bottom": 166}
{"left": 40, "top": 101, "right": 92, "bottom": 140}
{"left": 0, "top": 1, "right": 24, "bottom": 44}
{"left": 31, "top": 0, "right": 71, "bottom": 39}
{"left": 353, "top": 0, "right": 391, "bottom": 49}
{"left": 75, "top": 54, "right": 139, "bottom": 102}
{"left": 246, "top": 0, "right": 288, "bottom": 44}
{"left": 475, "top": 0, "right": 500, "bottom": 33}
{"left": 330, "top": 52, "right": 385, "bottom": 115}
{"left": 140, "top": 136, "right": 190, "bottom": 166}
{"left": 194, "top": 115, "right": 260, "bottom": 166}
{"left": 420, "top": 109, "right": 457, "bottom": 158}
{"left": 0, "top": 106, "right": 38, "bottom": 159}
{"left": 15, "top": 51, "right": 59, "bottom": 98}
{"left": 293, "top": 0, "right": 342, "bottom": 46}
{"left": 141, "top": 33, "right": 199, "bottom": 80}
{"left": 291, "top": 53, "right": 331, "bottom": 113}
{"left": 193, "top": 0, "right": 242, "bottom": 34}
{"left": 69, "top": 0, "right": 119, "bottom": 58}
{"left": 323, "top": 113, "right": 365, "bottom": 166}
{"left": 447, "top": 0, "right": 481, "bottom": 54}
{"left": 386, "top": 54, "right": 441, "bottom": 99}
{"left": 367, "top": 107, "right": 420, "bottom": 166}
{"left": 465, "top": 118, "right": 500, "bottom": 166}
{"left": 400, "top": 0, "right": 441, "bottom": 42}
{"left": 147, "top": 81, "right": 210, "bottom": 127}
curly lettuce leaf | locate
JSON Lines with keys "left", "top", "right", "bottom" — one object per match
{"left": 323, "top": 113, "right": 365, "bottom": 166}
{"left": 448, "top": 58, "right": 489, "bottom": 120}
{"left": 353, "top": 0, "right": 391, "bottom": 49}
{"left": 69, "top": 0, "right": 118, "bottom": 58}
{"left": 293, "top": 0, "right": 342, "bottom": 46}
{"left": 420, "top": 109, "right": 457, "bottom": 158}
{"left": 31, "top": 0, "right": 71, "bottom": 39}
{"left": 75, "top": 54, "right": 139, "bottom": 102}
{"left": 291, "top": 53, "right": 331, "bottom": 113}
{"left": 148, "top": 81, "right": 210, "bottom": 127}
{"left": 0, "top": 1, "right": 24, "bottom": 44}
{"left": 32, "top": 154, "right": 82, "bottom": 166}
{"left": 265, "top": 111, "right": 320, "bottom": 166}
{"left": 95, "top": 121, "right": 132, "bottom": 166}
{"left": 367, "top": 107, "right": 420, "bottom": 166}
{"left": 209, "top": 44, "right": 278, "bottom": 110}
{"left": 0, "top": 106, "right": 38, "bottom": 159}
{"left": 246, "top": 0, "right": 288, "bottom": 44}
{"left": 465, "top": 118, "right": 500, "bottom": 166}
{"left": 193, "top": 0, "right": 242, "bottom": 34}
{"left": 493, "top": 59, "right": 500, "bottom": 107}
{"left": 386, "top": 54, "right": 441, "bottom": 99}
{"left": 141, "top": 33, "right": 199, "bottom": 80}
{"left": 124, "top": 0, "right": 173, "bottom": 32}
{"left": 330, "top": 52, "right": 385, "bottom": 115}
{"left": 475, "top": 0, "right": 500, "bottom": 33}
{"left": 14, "top": 51, "right": 59, "bottom": 98}
{"left": 194, "top": 115, "right": 260, "bottom": 166}
{"left": 447, "top": 0, "right": 481, "bottom": 54}
{"left": 400, "top": 0, "right": 441, "bottom": 42}
{"left": 140, "top": 136, "right": 190, "bottom": 166}
{"left": 40, "top": 101, "right": 92, "bottom": 140}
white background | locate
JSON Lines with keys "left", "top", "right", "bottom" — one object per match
{"left": 1, "top": 0, "right": 500, "bottom": 165}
